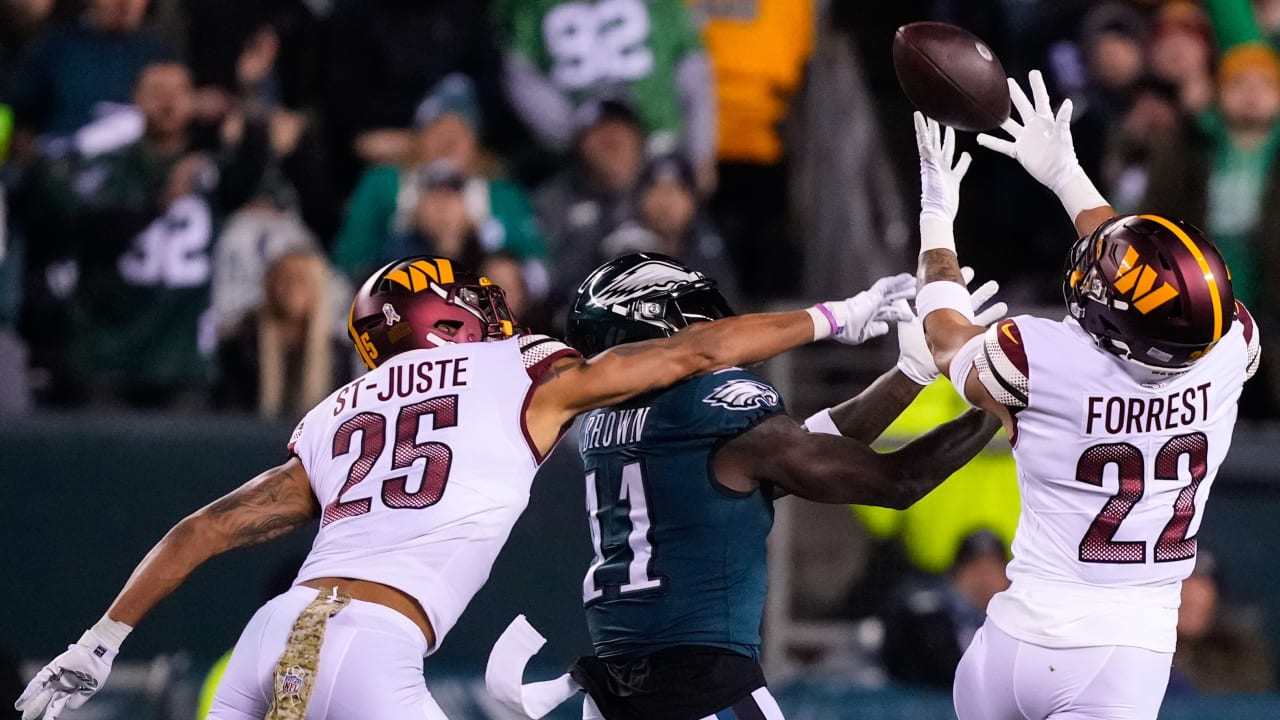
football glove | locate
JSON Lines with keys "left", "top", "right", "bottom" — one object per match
{"left": 16, "top": 622, "right": 126, "bottom": 720}
{"left": 813, "top": 273, "right": 917, "bottom": 346}
{"left": 975, "top": 70, "right": 1106, "bottom": 219}
{"left": 915, "top": 112, "right": 971, "bottom": 253}
{"left": 896, "top": 267, "right": 1007, "bottom": 386}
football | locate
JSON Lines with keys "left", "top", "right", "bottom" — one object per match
{"left": 892, "top": 21, "right": 1010, "bottom": 132}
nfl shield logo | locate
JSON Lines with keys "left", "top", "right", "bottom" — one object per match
{"left": 282, "top": 667, "right": 305, "bottom": 696}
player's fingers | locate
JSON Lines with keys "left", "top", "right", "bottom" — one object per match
{"left": 20, "top": 689, "right": 53, "bottom": 720}
{"left": 960, "top": 266, "right": 976, "bottom": 285}
{"left": 17, "top": 668, "right": 56, "bottom": 710}
{"left": 974, "top": 301, "right": 1009, "bottom": 327}
{"left": 1029, "top": 69, "right": 1052, "bottom": 115}
{"left": 942, "top": 123, "right": 956, "bottom": 161}
{"left": 968, "top": 279, "right": 999, "bottom": 309}
{"left": 976, "top": 134, "right": 1016, "bottom": 158}
{"left": 913, "top": 111, "right": 929, "bottom": 151}
{"left": 864, "top": 320, "right": 890, "bottom": 340}
{"left": 880, "top": 272, "right": 917, "bottom": 300}
{"left": 1008, "top": 77, "right": 1034, "bottom": 125}
{"left": 953, "top": 151, "right": 972, "bottom": 180}
{"left": 876, "top": 298, "right": 915, "bottom": 323}
{"left": 42, "top": 693, "right": 69, "bottom": 720}
{"left": 1056, "top": 98, "right": 1074, "bottom": 126}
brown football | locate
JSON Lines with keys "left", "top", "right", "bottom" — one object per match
{"left": 892, "top": 21, "right": 1010, "bottom": 132}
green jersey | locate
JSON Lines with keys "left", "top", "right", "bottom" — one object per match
{"left": 63, "top": 143, "right": 216, "bottom": 391}
{"left": 580, "top": 367, "right": 782, "bottom": 659}
{"left": 498, "top": 0, "right": 702, "bottom": 139}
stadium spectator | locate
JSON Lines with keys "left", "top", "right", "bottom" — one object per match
{"left": 1143, "top": 43, "right": 1280, "bottom": 416}
{"left": 537, "top": 96, "right": 644, "bottom": 308}
{"left": 494, "top": 0, "right": 717, "bottom": 186}
{"left": 1168, "top": 551, "right": 1275, "bottom": 694}
{"left": 321, "top": 0, "right": 505, "bottom": 187}
{"left": 332, "top": 75, "right": 547, "bottom": 292}
{"left": 383, "top": 159, "right": 486, "bottom": 270}
{"left": 1070, "top": 2, "right": 1149, "bottom": 188}
{"left": 4, "top": 0, "right": 170, "bottom": 151}
{"left": 26, "top": 60, "right": 270, "bottom": 407}
{"left": 600, "top": 152, "right": 738, "bottom": 304}
{"left": 880, "top": 530, "right": 1010, "bottom": 690}
{"left": 1148, "top": 2, "right": 1216, "bottom": 115}
{"left": 216, "top": 249, "right": 351, "bottom": 418}
{"left": 1097, "top": 77, "right": 1182, "bottom": 213}
{"left": 183, "top": 0, "right": 325, "bottom": 114}
{"left": 199, "top": 21, "right": 340, "bottom": 245}
{"left": 693, "top": 0, "right": 814, "bottom": 299}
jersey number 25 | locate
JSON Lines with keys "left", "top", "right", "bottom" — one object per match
{"left": 322, "top": 396, "right": 458, "bottom": 527}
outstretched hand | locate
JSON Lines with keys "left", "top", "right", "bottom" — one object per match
{"left": 914, "top": 112, "right": 971, "bottom": 229}
{"left": 975, "top": 70, "right": 1082, "bottom": 194}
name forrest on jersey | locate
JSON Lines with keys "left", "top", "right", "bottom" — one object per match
{"left": 581, "top": 407, "right": 651, "bottom": 452}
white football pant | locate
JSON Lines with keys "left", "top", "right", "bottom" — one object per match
{"left": 208, "top": 586, "right": 447, "bottom": 719}
{"left": 954, "top": 621, "right": 1171, "bottom": 720}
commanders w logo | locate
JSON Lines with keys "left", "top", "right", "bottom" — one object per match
{"left": 1113, "top": 246, "right": 1178, "bottom": 314}
{"left": 385, "top": 258, "right": 455, "bottom": 292}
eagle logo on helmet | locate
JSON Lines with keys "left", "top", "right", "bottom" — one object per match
{"left": 592, "top": 259, "right": 705, "bottom": 309}
{"left": 703, "top": 379, "right": 780, "bottom": 411}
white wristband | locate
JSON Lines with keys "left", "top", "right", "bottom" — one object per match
{"left": 86, "top": 614, "right": 132, "bottom": 651}
{"left": 806, "top": 305, "right": 838, "bottom": 341}
{"left": 1054, "top": 168, "right": 1108, "bottom": 222}
{"left": 919, "top": 214, "right": 957, "bottom": 255}
{"left": 803, "top": 408, "right": 841, "bottom": 436}
{"left": 916, "top": 281, "right": 975, "bottom": 323}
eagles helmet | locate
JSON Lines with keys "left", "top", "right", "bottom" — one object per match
{"left": 1064, "top": 214, "right": 1235, "bottom": 373}
{"left": 349, "top": 255, "right": 515, "bottom": 369}
{"left": 566, "top": 252, "right": 734, "bottom": 357}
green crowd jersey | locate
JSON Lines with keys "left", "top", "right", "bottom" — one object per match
{"left": 497, "top": 0, "right": 703, "bottom": 140}
{"left": 61, "top": 143, "right": 216, "bottom": 391}
{"left": 579, "top": 367, "right": 783, "bottom": 660}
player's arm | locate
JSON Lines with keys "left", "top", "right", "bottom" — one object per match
{"left": 16, "top": 458, "right": 318, "bottom": 720}
{"left": 106, "top": 457, "right": 319, "bottom": 626}
{"left": 807, "top": 269, "right": 1007, "bottom": 443}
{"left": 714, "top": 409, "right": 1001, "bottom": 507}
{"left": 524, "top": 277, "right": 917, "bottom": 456}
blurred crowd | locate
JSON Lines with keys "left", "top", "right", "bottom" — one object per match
{"left": 0, "top": 0, "right": 1278, "bottom": 702}
{"left": 0, "top": 0, "right": 1275, "bottom": 422}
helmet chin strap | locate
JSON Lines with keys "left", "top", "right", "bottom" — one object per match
{"left": 426, "top": 333, "right": 454, "bottom": 347}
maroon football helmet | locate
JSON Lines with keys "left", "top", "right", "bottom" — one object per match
{"left": 348, "top": 256, "right": 516, "bottom": 369}
{"left": 1063, "top": 214, "right": 1235, "bottom": 372}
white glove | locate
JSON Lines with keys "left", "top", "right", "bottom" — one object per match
{"left": 16, "top": 626, "right": 123, "bottom": 720}
{"left": 812, "top": 273, "right": 917, "bottom": 346}
{"left": 975, "top": 70, "right": 1106, "bottom": 219}
{"left": 914, "top": 112, "right": 971, "bottom": 253}
{"left": 896, "top": 267, "right": 1008, "bottom": 385}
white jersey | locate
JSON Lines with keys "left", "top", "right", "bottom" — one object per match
{"left": 287, "top": 334, "right": 578, "bottom": 652}
{"left": 967, "top": 306, "right": 1260, "bottom": 653}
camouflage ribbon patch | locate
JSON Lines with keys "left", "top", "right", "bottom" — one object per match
{"left": 264, "top": 588, "right": 352, "bottom": 720}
